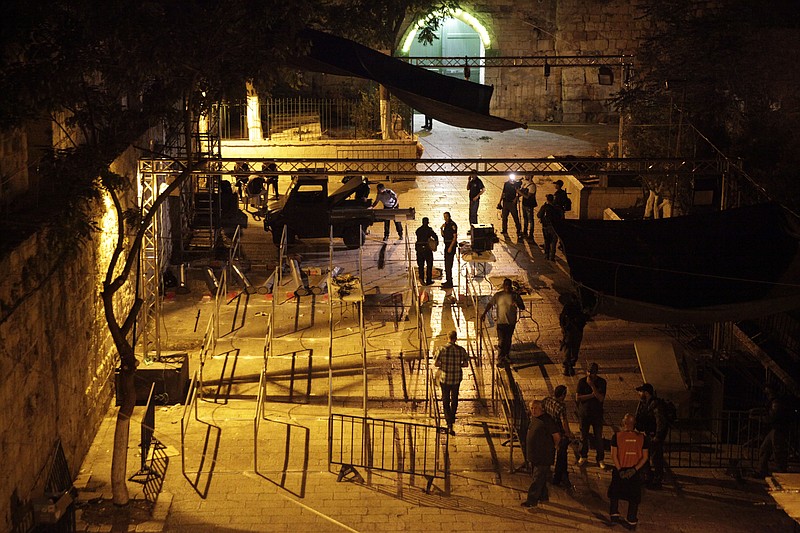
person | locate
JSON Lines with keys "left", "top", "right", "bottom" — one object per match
{"left": 423, "top": 115, "right": 433, "bottom": 130}
{"left": 233, "top": 161, "right": 250, "bottom": 201}
{"left": 440, "top": 211, "right": 458, "bottom": 288}
{"left": 634, "top": 383, "right": 669, "bottom": 489}
{"left": 576, "top": 362, "right": 607, "bottom": 469}
{"left": 608, "top": 414, "right": 649, "bottom": 530}
{"left": 371, "top": 183, "right": 403, "bottom": 240}
{"left": 553, "top": 179, "right": 571, "bottom": 213}
{"left": 466, "top": 174, "right": 485, "bottom": 229}
{"left": 262, "top": 161, "right": 279, "bottom": 198}
{"left": 481, "top": 278, "right": 525, "bottom": 367}
{"left": 520, "top": 175, "right": 538, "bottom": 242}
{"left": 343, "top": 175, "right": 371, "bottom": 206}
{"left": 522, "top": 400, "right": 561, "bottom": 508}
{"left": 537, "top": 194, "right": 563, "bottom": 261}
{"left": 434, "top": 330, "right": 470, "bottom": 435}
{"left": 499, "top": 174, "right": 522, "bottom": 238}
{"left": 415, "top": 217, "right": 438, "bottom": 286}
{"left": 758, "top": 386, "right": 791, "bottom": 477}
{"left": 245, "top": 174, "right": 266, "bottom": 210}
{"left": 559, "top": 293, "right": 589, "bottom": 376}
{"left": 542, "top": 385, "right": 576, "bottom": 488}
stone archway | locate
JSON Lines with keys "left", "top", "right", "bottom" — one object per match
{"left": 399, "top": 9, "right": 489, "bottom": 84}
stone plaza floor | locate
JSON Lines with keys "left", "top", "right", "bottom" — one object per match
{"left": 72, "top": 120, "right": 796, "bottom": 532}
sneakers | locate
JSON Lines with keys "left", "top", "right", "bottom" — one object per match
{"left": 441, "top": 281, "right": 453, "bottom": 289}
{"left": 577, "top": 457, "right": 588, "bottom": 466}
{"left": 598, "top": 461, "right": 609, "bottom": 470}
{"left": 610, "top": 514, "right": 624, "bottom": 524}
{"left": 520, "top": 500, "right": 537, "bottom": 508}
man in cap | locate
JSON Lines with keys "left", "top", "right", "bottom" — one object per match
{"left": 481, "top": 278, "right": 525, "bottom": 367}
{"left": 634, "top": 383, "right": 669, "bottom": 489}
{"left": 576, "top": 362, "right": 608, "bottom": 469}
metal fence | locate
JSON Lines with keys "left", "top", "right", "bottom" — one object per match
{"left": 665, "top": 410, "right": 800, "bottom": 472}
{"left": 219, "top": 97, "right": 413, "bottom": 141}
{"left": 328, "top": 413, "right": 449, "bottom": 494}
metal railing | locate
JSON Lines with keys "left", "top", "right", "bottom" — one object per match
{"left": 664, "top": 410, "right": 800, "bottom": 471}
{"left": 328, "top": 413, "right": 449, "bottom": 494}
{"left": 180, "top": 371, "right": 199, "bottom": 476}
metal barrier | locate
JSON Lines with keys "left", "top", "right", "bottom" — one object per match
{"left": 180, "top": 371, "right": 201, "bottom": 477}
{"left": 129, "top": 383, "right": 158, "bottom": 483}
{"left": 328, "top": 413, "right": 449, "bottom": 494}
{"left": 666, "top": 410, "right": 800, "bottom": 472}
{"left": 494, "top": 364, "right": 530, "bottom": 473}
{"left": 665, "top": 410, "right": 764, "bottom": 471}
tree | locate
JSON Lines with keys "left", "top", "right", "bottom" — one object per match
{"left": 1, "top": 0, "right": 445, "bottom": 507}
{"left": 614, "top": 0, "right": 800, "bottom": 212}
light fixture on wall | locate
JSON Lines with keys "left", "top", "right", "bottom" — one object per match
{"left": 598, "top": 66, "right": 614, "bottom": 85}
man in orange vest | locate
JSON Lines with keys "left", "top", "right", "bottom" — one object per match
{"left": 608, "top": 413, "right": 649, "bottom": 530}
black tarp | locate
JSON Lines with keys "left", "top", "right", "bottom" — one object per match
{"left": 555, "top": 203, "right": 800, "bottom": 323}
{"left": 294, "top": 29, "right": 525, "bottom": 132}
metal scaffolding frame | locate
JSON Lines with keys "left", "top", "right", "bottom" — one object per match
{"left": 139, "top": 156, "right": 722, "bottom": 178}
{"left": 402, "top": 55, "right": 633, "bottom": 69}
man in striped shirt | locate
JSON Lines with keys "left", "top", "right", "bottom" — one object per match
{"left": 542, "top": 385, "right": 575, "bottom": 488}
{"left": 434, "top": 331, "right": 470, "bottom": 436}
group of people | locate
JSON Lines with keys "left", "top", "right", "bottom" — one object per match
{"left": 233, "top": 161, "right": 280, "bottom": 206}
{"left": 522, "top": 364, "right": 675, "bottom": 530}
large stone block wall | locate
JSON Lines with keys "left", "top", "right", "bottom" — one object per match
{"left": 398, "top": 0, "right": 652, "bottom": 124}
{"left": 0, "top": 146, "right": 141, "bottom": 531}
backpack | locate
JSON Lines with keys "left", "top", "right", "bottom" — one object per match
{"left": 563, "top": 195, "right": 572, "bottom": 212}
{"left": 659, "top": 398, "right": 678, "bottom": 426}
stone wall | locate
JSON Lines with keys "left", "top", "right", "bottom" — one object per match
{"left": 397, "top": 0, "right": 651, "bottom": 124}
{"left": 0, "top": 145, "right": 141, "bottom": 531}
{"left": 0, "top": 128, "right": 28, "bottom": 211}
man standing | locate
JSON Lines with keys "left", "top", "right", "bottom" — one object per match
{"left": 520, "top": 174, "right": 538, "bottom": 242}
{"left": 467, "top": 174, "right": 485, "bottom": 229}
{"left": 542, "top": 385, "right": 575, "bottom": 488}
{"left": 499, "top": 174, "right": 522, "bottom": 238}
{"left": 553, "top": 179, "right": 571, "bottom": 213}
{"left": 371, "top": 183, "right": 403, "bottom": 240}
{"left": 522, "top": 400, "right": 561, "bottom": 508}
{"left": 414, "top": 217, "right": 438, "bottom": 286}
{"left": 434, "top": 331, "right": 470, "bottom": 435}
{"left": 481, "top": 278, "right": 525, "bottom": 367}
{"left": 440, "top": 211, "right": 458, "bottom": 289}
{"left": 608, "top": 414, "right": 649, "bottom": 530}
{"left": 634, "top": 383, "right": 669, "bottom": 489}
{"left": 758, "top": 386, "right": 791, "bottom": 478}
{"left": 537, "top": 194, "right": 563, "bottom": 261}
{"left": 576, "top": 362, "right": 607, "bottom": 469}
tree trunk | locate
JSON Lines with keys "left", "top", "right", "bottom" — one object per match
{"left": 111, "top": 365, "right": 136, "bottom": 505}
{"left": 380, "top": 84, "right": 391, "bottom": 140}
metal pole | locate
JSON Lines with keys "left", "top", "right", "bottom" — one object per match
{"left": 360, "top": 224, "right": 367, "bottom": 418}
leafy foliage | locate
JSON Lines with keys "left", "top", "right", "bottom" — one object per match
{"left": 615, "top": 0, "right": 800, "bottom": 210}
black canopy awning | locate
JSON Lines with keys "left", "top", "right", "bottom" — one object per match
{"left": 295, "top": 29, "right": 525, "bottom": 132}
{"left": 555, "top": 203, "right": 800, "bottom": 323}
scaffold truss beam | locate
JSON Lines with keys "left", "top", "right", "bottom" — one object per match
{"left": 139, "top": 157, "right": 722, "bottom": 178}
{"left": 401, "top": 55, "right": 633, "bottom": 68}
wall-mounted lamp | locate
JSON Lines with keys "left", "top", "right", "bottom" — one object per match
{"left": 598, "top": 66, "right": 614, "bottom": 85}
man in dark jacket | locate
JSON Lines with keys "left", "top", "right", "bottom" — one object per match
{"left": 499, "top": 174, "right": 522, "bottom": 239}
{"left": 415, "top": 217, "right": 438, "bottom": 286}
{"left": 522, "top": 400, "right": 561, "bottom": 508}
{"left": 559, "top": 293, "right": 589, "bottom": 376}
{"left": 758, "top": 386, "right": 792, "bottom": 477}
{"left": 537, "top": 194, "right": 563, "bottom": 261}
{"left": 634, "top": 383, "right": 669, "bottom": 489}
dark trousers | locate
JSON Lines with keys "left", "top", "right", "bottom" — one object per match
{"left": 579, "top": 414, "right": 604, "bottom": 462}
{"left": 610, "top": 498, "right": 639, "bottom": 522}
{"left": 562, "top": 329, "right": 583, "bottom": 369}
{"left": 521, "top": 205, "right": 535, "bottom": 237}
{"left": 469, "top": 198, "right": 480, "bottom": 225}
{"left": 497, "top": 323, "right": 515, "bottom": 363}
{"left": 760, "top": 429, "right": 789, "bottom": 474}
{"left": 383, "top": 218, "right": 403, "bottom": 239}
{"left": 543, "top": 225, "right": 559, "bottom": 260}
{"left": 441, "top": 383, "right": 460, "bottom": 427}
{"left": 444, "top": 248, "right": 456, "bottom": 283}
{"left": 501, "top": 200, "right": 521, "bottom": 233}
{"left": 649, "top": 437, "right": 665, "bottom": 483}
{"left": 416, "top": 249, "right": 433, "bottom": 284}
{"left": 526, "top": 464, "right": 551, "bottom": 504}
{"left": 552, "top": 436, "right": 571, "bottom": 485}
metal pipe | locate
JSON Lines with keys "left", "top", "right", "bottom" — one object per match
{"left": 231, "top": 263, "right": 256, "bottom": 295}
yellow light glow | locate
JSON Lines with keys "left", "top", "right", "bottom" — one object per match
{"left": 401, "top": 9, "right": 491, "bottom": 53}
